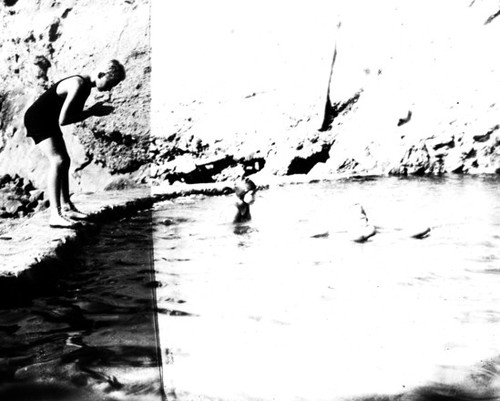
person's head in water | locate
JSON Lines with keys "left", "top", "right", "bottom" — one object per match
{"left": 233, "top": 178, "right": 257, "bottom": 223}
{"left": 92, "top": 59, "right": 126, "bottom": 91}
{"left": 235, "top": 178, "right": 257, "bottom": 205}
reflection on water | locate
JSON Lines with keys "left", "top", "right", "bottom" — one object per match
{"left": 154, "top": 176, "right": 500, "bottom": 401}
{"left": 0, "top": 211, "right": 163, "bottom": 400}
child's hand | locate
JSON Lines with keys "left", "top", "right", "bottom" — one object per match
{"left": 88, "top": 102, "right": 115, "bottom": 117}
{"left": 243, "top": 191, "right": 255, "bottom": 205}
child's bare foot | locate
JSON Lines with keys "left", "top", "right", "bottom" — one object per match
{"left": 49, "top": 213, "right": 77, "bottom": 229}
{"left": 62, "top": 203, "right": 88, "bottom": 220}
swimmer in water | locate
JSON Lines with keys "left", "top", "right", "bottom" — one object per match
{"left": 24, "top": 60, "right": 126, "bottom": 228}
{"left": 233, "top": 178, "right": 257, "bottom": 223}
{"left": 312, "top": 202, "right": 431, "bottom": 242}
{"left": 350, "top": 203, "right": 431, "bottom": 242}
{"left": 349, "top": 203, "right": 377, "bottom": 242}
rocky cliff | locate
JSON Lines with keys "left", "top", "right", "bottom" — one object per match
{"left": 2, "top": 0, "right": 500, "bottom": 196}
{"left": 319, "top": 0, "right": 500, "bottom": 177}
{"left": 0, "top": 0, "right": 150, "bottom": 192}
{"left": 154, "top": 0, "right": 500, "bottom": 183}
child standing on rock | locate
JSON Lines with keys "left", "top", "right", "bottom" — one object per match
{"left": 24, "top": 60, "right": 125, "bottom": 228}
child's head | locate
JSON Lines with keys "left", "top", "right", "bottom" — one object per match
{"left": 235, "top": 178, "right": 257, "bottom": 205}
{"left": 93, "top": 59, "right": 126, "bottom": 91}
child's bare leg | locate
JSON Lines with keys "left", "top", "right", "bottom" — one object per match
{"left": 38, "top": 136, "right": 75, "bottom": 227}
{"left": 58, "top": 139, "right": 71, "bottom": 206}
{"left": 54, "top": 140, "right": 87, "bottom": 219}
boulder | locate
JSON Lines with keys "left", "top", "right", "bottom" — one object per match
{"left": 0, "top": 174, "right": 11, "bottom": 187}
{"left": 4, "top": 199, "right": 23, "bottom": 215}
{"left": 28, "top": 189, "right": 44, "bottom": 203}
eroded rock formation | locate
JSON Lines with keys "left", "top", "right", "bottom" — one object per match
{"left": 2, "top": 0, "right": 500, "bottom": 194}
{"left": 156, "top": 0, "right": 500, "bottom": 181}
{"left": 0, "top": 0, "right": 150, "bottom": 192}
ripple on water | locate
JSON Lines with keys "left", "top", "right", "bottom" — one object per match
{"left": 0, "top": 210, "right": 162, "bottom": 399}
{"left": 154, "top": 177, "right": 500, "bottom": 400}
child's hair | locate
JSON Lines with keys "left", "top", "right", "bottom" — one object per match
{"left": 234, "top": 178, "right": 256, "bottom": 199}
{"left": 98, "top": 59, "right": 126, "bottom": 85}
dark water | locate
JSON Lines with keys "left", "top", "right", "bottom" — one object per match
{"left": 0, "top": 210, "right": 163, "bottom": 401}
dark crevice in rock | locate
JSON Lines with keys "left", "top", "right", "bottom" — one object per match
{"left": 3, "top": 0, "right": 18, "bottom": 6}
{"left": 158, "top": 155, "right": 235, "bottom": 185}
{"left": 48, "top": 19, "right": 61, "bottom": 42}
{"left": 94, "top": 130, "right": 136, "bottom": 147}
{"left": 0, "top": 94, "right": 5, "bottom": 130}
{"left": 320, "top": 44, "right": 361, "bottom": 131}
{"left": 397, "top": 110, "right": 412, "bottom": 126}
{"left": 451, "top": 164, "right": 465, "bottom": 174}
{"left": 155, "top": 154, "right": 266, "bottom": 185}
{"left": 241, "top": 157, "right": 266, "bottom": 176}
{"left": 410, "top": 165, "right": 428, "bottom": 176}
{"left": 73, "top": 153, "right": 93, "bottom": 174}
{"left": 24, "top": 32, "right": 36, "bottom": 43}
{"left": 433, "top": 137, "right": 455, "bottom": 151}
{"left": 181, "top": 156, "right": 235, "bottom": 184}
{"left": 320, "top": 44, "right": 338, "bottom": 132}
{"left": 485, "top": 9, "right": 500, "bottom": 25}
{"left": 473, "top": 125, "right": 499, "bottom": 142}
{"left": 61, "top": 8, "right": 72, "bottom": 19}
{"left": 320, "top": 93, "right": 361, "bottom": 132}
{"left": 46, "top": 43, "right": 55, "bottom": 57}
{"left": 34, "top": 55, "right": 51, "bottom": 81}
{"left": 0, "top": 93, "right": 12, "bottom": 133}
{"left": 286, "top": 143, "right": 331, "bottom": 175}
{"left": 464, "top": 148, "right": 476, "bottom": 159}
{"left": 338, "top": 158, "right": 360, "bottom": 171}
{"left": 473, "top": 133, "right": 490, "bottom": 143}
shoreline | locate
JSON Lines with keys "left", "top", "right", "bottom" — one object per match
{"left": 0, "top": 171, "right": 362, "bottom": 282}
{"left": 0, "top": 171, "right": 498, "bottom": 284}
{"left": 0, "top": 182, "right": 236, "bottom": 280}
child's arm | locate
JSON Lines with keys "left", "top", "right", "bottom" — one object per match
{"left": 58, "top": 78, "right": 113, "bottom": 126}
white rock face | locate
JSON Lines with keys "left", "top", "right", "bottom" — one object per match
{"left": 153, "top": 0, "right": 500, "bottom": 178}
{"left": 321, "top": 0, "right": 500, "bottom": 176}
{"left": 2, "top": 0, "right": 500, "bottom": 191}
{"left": 0, "top": 0, "right": 150, "bottom": 191}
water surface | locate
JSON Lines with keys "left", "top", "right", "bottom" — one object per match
{"left": 0, "top": 210, "right": 162, "bottom": 400}
{"left": 154, "top": 176, "right": 500, "bottom": 401}
{"left": 1, "top": 176, "right": 499, "bottom": 401}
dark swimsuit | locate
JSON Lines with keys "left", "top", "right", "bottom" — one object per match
{"left": 24, "top": 75, "right": 91, "bottom": 144}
